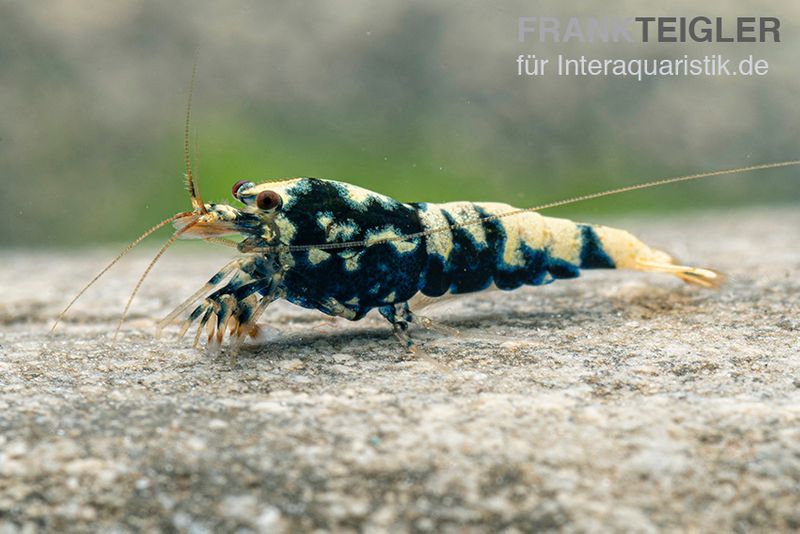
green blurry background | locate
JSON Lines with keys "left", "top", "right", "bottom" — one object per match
{"left": 1, "top": 0, "right": 798, "bottom": 246}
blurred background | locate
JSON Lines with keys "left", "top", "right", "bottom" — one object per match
{"left": 1, "top": 0, "right": 798, "bottom": 246}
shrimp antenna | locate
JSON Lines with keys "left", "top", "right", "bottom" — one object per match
{"left": 271, "top": 159, "right": 800, "bottom": 253}
{"left": 50, "top": 211, "right": 194, "bottom": 333}
{"left": 184, "top": 52, "right": 207, "bottom": 214}
{"left": 113, "top": 220, "right": 199, "bottom": 342}
{"left": 54, "top": 57, "right": 209, "bottom": 336}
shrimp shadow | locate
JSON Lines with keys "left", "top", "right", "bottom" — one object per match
{"left": 235, "top": 323, "right": 405, "bottom": 361}
{"left": 230, "top": 281, "right": 711, "bottom": 361}
{"left": 234, "top": 307, "right": 608, "bottom": 359}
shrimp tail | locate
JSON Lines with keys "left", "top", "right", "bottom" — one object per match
{"left": 589, "top": 224, "right": 724, "bottom": 289}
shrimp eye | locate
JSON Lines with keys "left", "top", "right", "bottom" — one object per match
{"left": 231, "top": 180, "right": 252, "bottom": 199}
{"left": 256, "top": 190, "right": 282, "bottom": 211}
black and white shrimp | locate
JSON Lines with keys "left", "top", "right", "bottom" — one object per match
{"left": 162, "top": 175, "right": 724, "bottom": 352}
{"left": 51, "top": 68, "right": 800, "bottom": 353}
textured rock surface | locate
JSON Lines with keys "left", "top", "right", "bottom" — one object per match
{"left": 1, "top": 208, "right": 799, "bottom": 532}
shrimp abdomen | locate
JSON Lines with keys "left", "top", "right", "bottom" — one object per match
{"left": 414, "top": 201, "right": 721, "bottom": 298}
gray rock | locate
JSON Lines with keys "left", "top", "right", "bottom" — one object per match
{"left": 1, "top": 208, "right": 799, "bottom": 531}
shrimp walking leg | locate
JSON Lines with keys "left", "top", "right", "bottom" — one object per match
{"left": 162, "top": 256, "right": 283, "bottom": 349}
{"left": 379, "top": 303, "right": 417, "bottom": 351}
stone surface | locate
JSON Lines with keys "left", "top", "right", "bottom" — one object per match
{"left": 1, "top": 208, "right": 799, "bottom": 532}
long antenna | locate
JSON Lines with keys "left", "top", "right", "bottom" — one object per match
{"left": 113, "top": 220, "right": 199, "bottom": 341}
{"left": 250, "top": 160, "right": 800, "bottom": 254}
{"left": 50, "top": 211, "right": 193, "bottom": 333}
{"left": 53, "top": 57, "right": 210, "bottom": 336}
{"left": 184, "top": 52, "right": 207, "bottom": 214}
